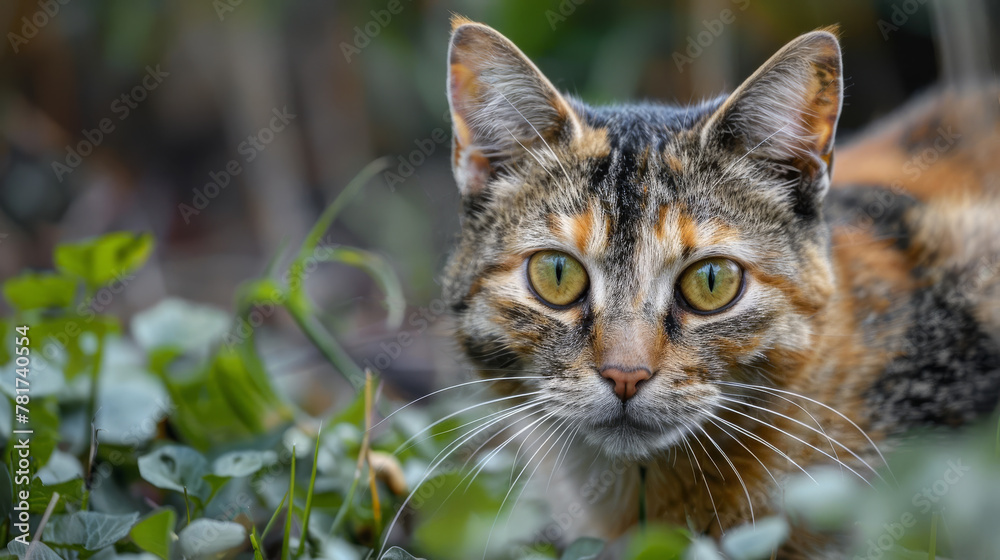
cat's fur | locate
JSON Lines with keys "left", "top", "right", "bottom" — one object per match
{"left": 440, "top": 16, "right": 1000, "bottom": 558}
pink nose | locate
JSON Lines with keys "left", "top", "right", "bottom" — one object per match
{"left": 600, "top": 366, "right": 652, "bottom": 401}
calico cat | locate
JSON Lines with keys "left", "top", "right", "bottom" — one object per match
{"left": 439, "top": 16, "right": 1000, "bottom": 558}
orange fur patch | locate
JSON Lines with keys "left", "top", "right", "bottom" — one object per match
{"left": 571, "top": 125, "right": 611, "bottom": 158}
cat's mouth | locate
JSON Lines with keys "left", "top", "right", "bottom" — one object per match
{"left": 592, "top": 409, "right": 660, "bottom": 433}
{"left": 585, "top": 405, "right": 689, "bottom": 458}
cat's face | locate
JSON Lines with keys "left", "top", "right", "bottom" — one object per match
{"left": 443, "top": 18, "right": 842, "bottom": 460}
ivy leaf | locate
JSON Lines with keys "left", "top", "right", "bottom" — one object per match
{"left": 2, "top": 272, "right": 78, "bottom": 311}
{"left": 42, "top": 511, "right": 140, "bottom": 550}
{"left": 212, "top": 450, "right": 278, "bottom": 478}
{"left": 177, "top": 519, "right": 246, "bottom": 559}
{"left": 96, "top": 373, "right": 170, "bottom": 446}
{"left": 6, "top": 539, "right": 64, "bottom": 560}
{"left": 55, "top": 231, "right": 153, "bottom": 290}
{"left": 37, "top": 450, "right": 84, "bottom": 485}
{"left": 131, "top": 298, "right": 230, "bottom": 356}
{"left": 719, "top": 517, "right": 789, "bottom": 560}
{"left": 381, "top": 547, "right": 425, "bottom": 560}
{"left": 130, "top": 508, "right": 177, "bottom": 560}
{"left": 561, "top": 537, "right": 604, "bottom": 560}
{"left": 137, "top": 445, "right": 211, "bottom": 504}
{"left": 27, "top": 476, "right": 87, "bottom": 514}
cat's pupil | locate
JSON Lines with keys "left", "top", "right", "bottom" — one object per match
{"left": 707, "top": 264, "right": 716, "bottom": 292}
{"left": 555, "top": 258, "right": 564, "bottom": 285}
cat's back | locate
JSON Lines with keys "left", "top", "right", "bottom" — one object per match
{"left": 825, "top": 83, "right": 1000, "bottom": 434}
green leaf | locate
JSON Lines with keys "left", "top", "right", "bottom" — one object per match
{"left": 381, "top": 547, "right": 425, "bottom": 560}
{"left": 177, "top": 519, "right": 246, "bottom": 559}
{"left": 42, "top": 511, "right": 140, "bottom": 550}
{"left": 2, "top": 272, "right": 78, "bottom": 311}
{"left": 250, "top": 530, "right": 264, "bottom": 560}
{"left": 212, "top": 450, "right": 278, "bottom": 478}
{"left": 55, "top": 231, "right": 153, "bottom": 290}
{"left": 96, "top": 373, "right": 170, "bottom": 446}
{"left": 235, "top": 278, "right": 284, "bottom": 311}
{"left": 6, "top": 539, "right": 65, "bottom": 560}
{"left": 202, "top": 474, "right": 231, "bottom": 502}
{"left": 131, "top": 298, "right": 231, "bottom": 355}
{"left": 162, "top": 347, "right": 290, "bottom": 449}
{"left": 719, "top": 517, "right": 789, "bottom": 560}
{"left": 561, "top": 537, "right": 604, "bottom": 560}
{"left": 37, "top": 450, "right": 84, "bottom": 484}
{"left": 130, "top": 508, "right": 177, "bottom": 560}
{"left": 625, "top": 526, "right": 691, "bottom": 560}
{"left": 26, "top": 314, "right": 120, "bottom": 381}
{"left": 27, "top": 476, "right": 87, "bottom": 514}
{"left": 137, "top": 445, "right": 211, "bottom": 504}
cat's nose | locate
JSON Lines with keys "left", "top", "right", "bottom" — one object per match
{"left": 599, "top": 366, "right": 652, "bottom": 401}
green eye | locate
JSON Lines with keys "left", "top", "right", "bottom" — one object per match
{"left": 527, "top": 250, "right": 589, "bottom": 307}
{"left": 678, "top": 257, "right": 743, "bottom": 312}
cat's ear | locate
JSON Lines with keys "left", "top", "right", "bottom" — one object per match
{"left": 447, "top": 18, "right": 579, "bottom": 196}
{"left": 701, "top": 29, "right": 843, "bottom": 208}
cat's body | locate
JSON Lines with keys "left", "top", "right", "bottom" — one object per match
{"left": 439, "top": 17, "right": 1000, "bottom": 558}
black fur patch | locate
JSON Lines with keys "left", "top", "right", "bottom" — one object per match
{"left": 865, "top": 279, "right": 1000, "bottom": 432}
{"left": 824, "top": 184, "right": 921, "bottom": 249}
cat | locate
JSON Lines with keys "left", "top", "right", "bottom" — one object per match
{"left": 439, "top": 16, "right": 1000, "bottom": 558}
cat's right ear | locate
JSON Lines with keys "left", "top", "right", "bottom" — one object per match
{"left": 447, "top": 17, "right": 580, "bottom": 196}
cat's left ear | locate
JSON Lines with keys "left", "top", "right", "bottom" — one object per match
{"left": 701, "top": 29, "right": 842, "bottom": 210}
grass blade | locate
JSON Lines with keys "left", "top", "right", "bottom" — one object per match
{"left": 294, "top": 428, "right": 323, "bottom": 558}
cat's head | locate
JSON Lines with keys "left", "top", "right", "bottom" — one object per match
{"left": 442, "top": 18, "right": 842, "bottom": 460}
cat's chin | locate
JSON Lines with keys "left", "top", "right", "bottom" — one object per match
{"left": 583, "top": 416, "right": 689, "bottom": 461}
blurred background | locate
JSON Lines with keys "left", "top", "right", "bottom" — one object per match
{"left": 1, "top": 0, "right": 997, "bottom": 406}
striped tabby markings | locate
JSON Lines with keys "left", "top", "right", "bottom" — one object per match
{"left": 552, "top": 203, "right": 609, "bottom": 256}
